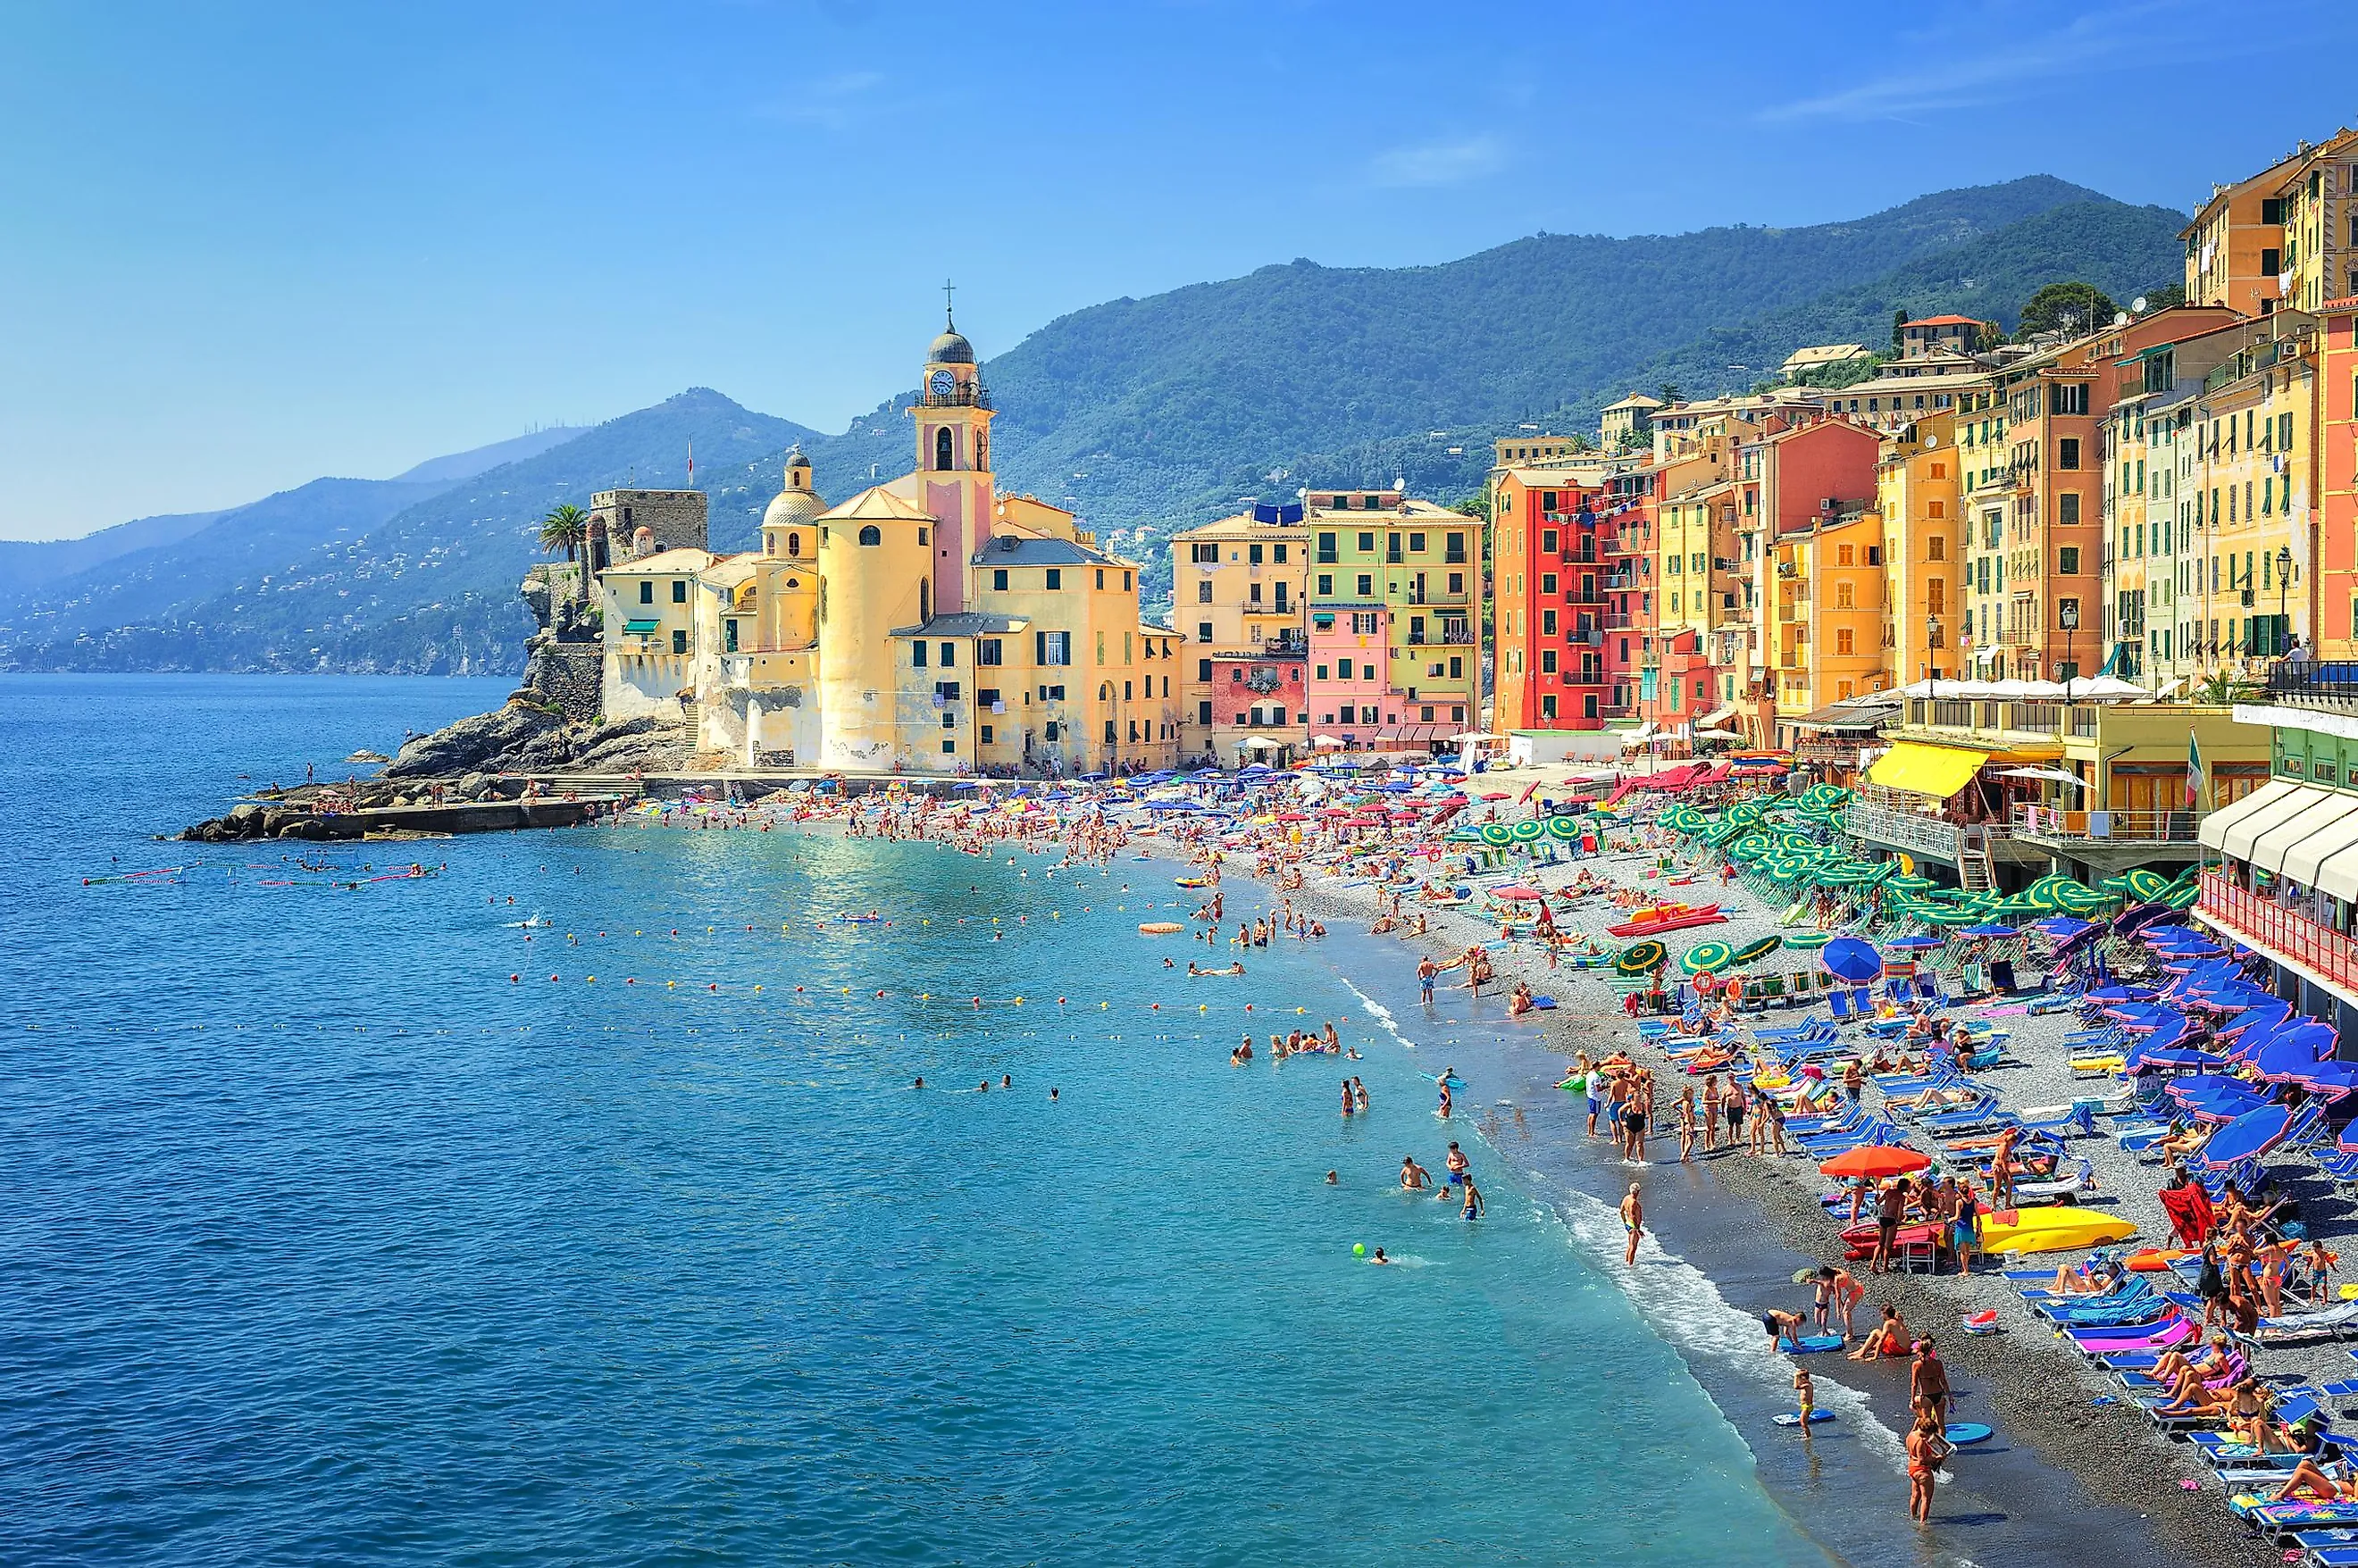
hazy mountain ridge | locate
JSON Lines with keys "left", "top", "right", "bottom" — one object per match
{"left": 1, "top": 176, "right": 2191, "bottom": 671}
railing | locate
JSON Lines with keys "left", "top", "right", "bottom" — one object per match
{"left": 1846, "top": 798, "right": 1967, "bottom": 862}
{"left": 916, "top": 385, "right": 993, "bottom": 409}
{"left": 2261, "top": 660, "right": 2358, "bottom": 708}
{"left": 2200, "top": 871, "right": 2358, "bottom": 992}
{"left": 1441, "top": 630, "right": 1476, "bottom": 646}
{"left": 2012, "top": 805, "right": 2198, "bottom": 844}
{"left": 1601, "top": 614, "right": 1635, "bottom": 630}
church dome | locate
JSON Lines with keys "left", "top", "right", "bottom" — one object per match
{"left": 762, "top": 445, "right": 825, "bottom": 529}
{"left": 928, "top": 326, "right": 975, "bottom": 365}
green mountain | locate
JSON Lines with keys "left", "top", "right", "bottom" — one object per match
{"left": 2, "top": 391, "right": 816, "bottom": 672}
{"left": 1, "top": 175, "right": 2192, "bottom": 671}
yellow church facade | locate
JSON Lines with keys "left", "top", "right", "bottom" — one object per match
{"left": 597, "top": 317, "right": 1183, "bottom": 776}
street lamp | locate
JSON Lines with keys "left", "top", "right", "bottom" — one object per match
{"left": 2059, "top": 599, "right": 2080, "bottom": 699}
{"left": 2277, "top": 544, "right": 2294, "bottom": 657}
{"left": 1926, "top": 613, "right": 1940, "bottom": 701}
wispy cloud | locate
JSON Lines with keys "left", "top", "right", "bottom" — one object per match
{"left": 1760, "top": 2, "right": 2227, "bottom": 123}
{"left": 753, "top": 70, "right": 888, "bottom": 131}
{"left": 1366, "top": 135, "right": 1505, "bottom": 189}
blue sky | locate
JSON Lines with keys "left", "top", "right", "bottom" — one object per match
{"left": 5, "top": 0, "right": 2354, "bottom": 538}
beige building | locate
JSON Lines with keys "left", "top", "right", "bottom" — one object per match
{"left": 597, "top": 318, "right": 1183, "bottom": 776}
{"left": 1171, "top": 507, "right": 1310, "bottom": 763}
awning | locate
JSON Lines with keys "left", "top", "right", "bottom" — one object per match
{"left": 2199, "top": 779, "right": 2304, "bottom": 856}
{"left": 1698, "top": 705, "right": 1736, "bottom": 727}
{"left": 1865, "top": 741, "right": 1989, "bottom": 800}
{"left": 1620, "top": 725, "right": 1656, "bottom": 747}
{"left": 2253, "top": 789, "right": 2358, "bottom": 878}
{"left": 2220, "top": 781, "right": 2336, "bottom": 863}
{"left": 623, "top": 618, "right": 662, "bottom": 634}
{"left": 2226, "top": 787, "right": 2338, "bottom": 863}
{"left": 1236, "top": 735, "right": 1284, "bottom": 751}
{"left": 2294, "top": 805, "right": 2358, "bottom": 903}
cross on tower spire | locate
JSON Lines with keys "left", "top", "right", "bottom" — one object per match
{"left": 942, "top": 278, "right": 956, "bottom": 329}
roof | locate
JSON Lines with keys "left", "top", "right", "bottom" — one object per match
{"left": 1780, "top": 343, "right": 1870, "bottom": 371}
{"left": 1603, "top": 393, "right": 1667, "bottom": 411}
{"left": 1903, "top": 314, "right": 1987, "bottom": 329}
{"left": 975, "top": 534, "right": 1112, "bottom": 567}
{"left": 603, "top": 547, "right": 716, "bottom": 575}
{"left": 819, "top": 485, "right": 936, "bottom": 524}
{"left": 928, "top": 323, "right": 975, "bottom": 364}
{"left": 1173, "top": 512, "right": 1309, "bottom": 540}
{"left": 889, "top": 613, "right": 1030, "bottom": 638}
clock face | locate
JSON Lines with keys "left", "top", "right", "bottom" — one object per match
{"left": 929, "top": 369, "right": 955, "bottom": 396}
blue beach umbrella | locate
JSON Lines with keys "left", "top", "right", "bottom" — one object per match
{"left": 1819, "top": 936, "right": 1884, "bottom": 985}
{"left": 2203, "top": 1103, "right": 2293, "bottom": 1170}
{"left": 1961, "top": 924, "right": 2019, "bottom": 939}
{"left": 1886, "top": 935, "right": 1944, "bottom": 953}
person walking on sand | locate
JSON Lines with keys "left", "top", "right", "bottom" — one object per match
{"left": 1619, "top": 1182, "right": 1643, "bottom": 1265}
{"left": 1677, "top": 1085, "right": 1697, "bottom": 1163}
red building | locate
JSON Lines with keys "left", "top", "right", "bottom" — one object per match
{"left": 1491, "top": 459, "right": 1653, "bottom": 732}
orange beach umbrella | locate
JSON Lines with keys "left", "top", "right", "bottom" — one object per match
{"left": 1817, "top": 1145, "right": 1930, "bottom": 1180}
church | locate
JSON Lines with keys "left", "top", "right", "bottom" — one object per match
{"left": 592, "top": 313, "right": 1184, "bottom": 775}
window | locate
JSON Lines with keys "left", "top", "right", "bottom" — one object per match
{"left": 2058, "top": 493, "right": 2081, "bottom": 525}
{"left": 1197, "top": 658, "right": 1212, "bottom": 680}
{"left": 1540, "top": 694, "right": 1558, "bottom": 719}
{"left": 671, "top": 629, "right": 688, "bottom": 654}
{"left": 981, "top": 725, "right": 994, "bottom": 744}
{"left": 940, "top": 712, "right": 957, "bottom": 730}
{"left": 1356, "top": 574, "right": 1374, "bottom": 596}
{"left": 1191, "top": 543, "right": 1218, "bottom": 564}
{"left": 977, "top": 687, "right": 1000, "bottom": 707}
{"left": 1448, "top": 572, "right": 1463, "bottom": 594}
{"left": 1045, "top": 569, "right": 1062, "bottom": 590}
{"left": 1043, "top": 685, "right": 1065, "bottom": 701}
{"left": 934, "top": 427, "right": 954, "bottom": 470}
{"left": 2057, "top": 438, "right": 2081, "bottom": 470}
{"left": 1541, "top": 610, "right": 1558, "bottom": 636}
{"left": 937, "top": 642, "right": 956, "bottom": 666}
{"left": 2058, "top": 546, "right": 2080, "bottom": 575}
{"left": 639, "top": 580, "right": 653, "bottom": 605}
{"left": 1095, "top": 568, "right": 1106, "bottom": 589}
{"left": 993, "top": 568, "right": 1008, "bottom": 591}
{"left": 1337, "top": 658, "right": 1353, "bottom": 680}
{"left": 1197, "top": 580, "right": 1213, "bottom": 603}
{"left": 1317, "top": 532, "right": 1337, "bottom": 563}
{"left": 1037, "top": 631, "right": 1071, "bottom": 665}
{"left": 857, "top": 524, "right": 882, "bottom": 546}
{"left": 1541, "top": 530, "right": 1559, "bottom": 555}
{"left": 785, "top": 531, "right": 800, "bottom": 557}
{"left": 1927, "top": 536, "right": 1945, "bottom": 561}
{"left": 913, "top": 642, "right": 930, "bottom": 670}
{"left": 1357, "top": 531, "right": 1376, "bottom": 553}
{"left": 2049, "top": 383, "right": 2089, "bottom": 416}
{"left": 1835, "top": 628, "right": 1855, "bottom": 655}
{"left": 1541, "top": 649, "right": 1559, "bottom": 673}
{"left": 2262, "top": 197, "right": 2286, "bottom": 224}
{"left": 1197, "top": 701, "right": 1213, "bottom": 725}
{"left": 1316, "top": 574, "right": 1333, "bottom": 595}
{"left": 1196, "top": 621, "right": 1213, "bottom": 643}
{"left": 1043, "top": 721, "right": 1059, "bottom": 741}
{"left": 1541, "top": 572, "right": 1559, "bottom": 596}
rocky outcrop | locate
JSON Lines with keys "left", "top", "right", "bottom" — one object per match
{"left": 384, "top": 701, "right": 564, "bottom": 778}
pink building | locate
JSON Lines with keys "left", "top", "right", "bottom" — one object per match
{"left": 1305, "top": 604, "right": 1399, "bottom": 747}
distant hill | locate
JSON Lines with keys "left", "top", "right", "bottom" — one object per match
{"left": 0, "top": 176, "right": 2193, "bottom": 671}
{"left": 390, "top": 425, "right": 586, "bottom": 486}
{"left": 0, "top": 507, "right": 230, "bottom": 600}
{"left": 0, "top": 391, "right": 818, "bottom": 673}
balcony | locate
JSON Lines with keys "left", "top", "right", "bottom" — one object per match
{"left": 916, "top": 384, "right": 993, "bottom": 410}
{"left": 2260, "top": 660, "right": 2358, "bottom": 709}
{"left": 2011, "top": 804, "right": 2198, "bottom": 847}
{"left": 1601, "top": 614, "right": 1635, "bottom": 631}
{"left": 2199, "top": 871, "right": 2358, "bottom": 997}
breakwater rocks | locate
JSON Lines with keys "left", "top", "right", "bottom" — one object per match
{"left": 384, "top": 704, "right": 691, "bottom": 781}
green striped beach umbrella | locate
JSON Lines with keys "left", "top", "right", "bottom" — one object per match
{"left": 1509, "top": 819, "right": 1544, "bottom": 843}
{"left": 1478, "top": 822, "right": 1515, "bottom": 847}
{"left": 1545, "top": 813, "right": 1582, "bottom": 840}
{"left": 1732, "top": 934, "right": 1783, "bottom": 965}
{"left": 1617, "top": 939, "right": 1668, "bottom": 975}
{"left": 1784, "top": 930, "right": 1834, "bottom": 950}
{"left": 1682, "top": 940, "right": 1737, "bottom": 975}
{"left": 2122, "top": 868, "right": 2172, "bottom": 902}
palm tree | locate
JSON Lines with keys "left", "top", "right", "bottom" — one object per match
{"left": 539, "top": 504, "right": 590, "bottom": 603}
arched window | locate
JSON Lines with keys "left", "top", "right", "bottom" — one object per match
{"left": 857, "top": 525, "right": 882, "bottom": 546}
{"left": 786, "top": 531, "right": 801, "bottom": 557}
{"left": 919, "top": 580, "right": 931, "bottom": 621}
{"left": 935, "top": 427, "right": 955, "bottom": 471}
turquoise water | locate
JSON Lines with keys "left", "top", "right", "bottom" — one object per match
{"left": 0, "top": 675, "right": 1831, "bottom": 1565}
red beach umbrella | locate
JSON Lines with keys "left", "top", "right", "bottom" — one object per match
{"left": 1817, "top": 1146, "right": 1931, "bottom": 1180}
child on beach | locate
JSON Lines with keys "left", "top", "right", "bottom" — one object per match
{"left": 1793, "top": 1366, "right": 1816, "bottom": 1428}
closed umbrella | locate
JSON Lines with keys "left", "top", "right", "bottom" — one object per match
{"left": 1821, "top": 936, "right": 1884, "bottom": 983}
{"left": 1819, "top": 1146, "right": 1931, "bottom": 1180}
{"left": 1886, "top": 935, "right": 1944, "bottom": 952}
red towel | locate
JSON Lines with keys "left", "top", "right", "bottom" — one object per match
{"left": 2158, "top": 1182, "right": 2214, "bottom": 1250}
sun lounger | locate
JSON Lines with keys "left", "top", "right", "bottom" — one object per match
{"left": 2245, "top": 1300, "right": 2358, "bottom": 1345}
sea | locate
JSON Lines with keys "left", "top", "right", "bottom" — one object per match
{"left": 0, "top": 675, "right": 2164, "bottom": 1567}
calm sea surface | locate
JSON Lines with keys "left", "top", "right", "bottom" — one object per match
{"left": 0, "top": 675, "right": 1838, "bottom": 1566}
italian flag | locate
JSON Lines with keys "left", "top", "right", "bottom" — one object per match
{"left": 2186, "top": 730, "right": 2202, "bottom": 808}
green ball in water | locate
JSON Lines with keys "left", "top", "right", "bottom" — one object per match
{"left": 1352, "top": 1243, "right": 1367, "bottom": 1256}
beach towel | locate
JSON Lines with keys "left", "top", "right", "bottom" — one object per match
{"left": 2158, "top": 1181, "right": 2214, "bottom": 1251}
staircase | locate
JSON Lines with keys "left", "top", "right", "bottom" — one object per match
{"left": 1958, "top": 826, "right": 1996, "bottom": 894}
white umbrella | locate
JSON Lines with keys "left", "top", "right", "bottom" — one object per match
{"left": 2070, "top": 675, "right": 2146, "bottom": 700}
{"left": 1996, "top": 766, "right": 2086, "bottom": 789}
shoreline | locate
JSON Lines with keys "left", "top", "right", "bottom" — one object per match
{"left": 1246, "top": 843, "right": 2273, "bottom": 1568}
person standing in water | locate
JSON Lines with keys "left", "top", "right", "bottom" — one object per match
{"left": 1619, "top": 1182, "right": 1644, "bottom": 1265}
{"left": 1340, "top": 1079, "right": 1356, "bottom": 1116}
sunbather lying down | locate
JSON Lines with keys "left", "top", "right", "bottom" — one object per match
{"left": 2158, "top": 1124, "right": 2212, "bottom": 1159}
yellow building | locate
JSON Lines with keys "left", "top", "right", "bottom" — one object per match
{"left": 1771, "top": 507, "right": 1887, "bottom": 721}
{"left": 598, "top": 315, "right": 1183, "bottom": 776}
{"left": 2189, "top": 314, "right": 2320, "bottom": 666}
{"left": 1874, "top": 414, "right": 1963, "bottom": 688}
{"left": 2270, "top": 129, "right": 2358, "bottom": 314}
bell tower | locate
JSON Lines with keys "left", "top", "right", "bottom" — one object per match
{"left": 910, "top": 287, "right": 996, "bottom": 613}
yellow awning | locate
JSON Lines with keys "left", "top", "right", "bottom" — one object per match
{"left": 1867, "top": 740, "right": 1990, "bottom": 799}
